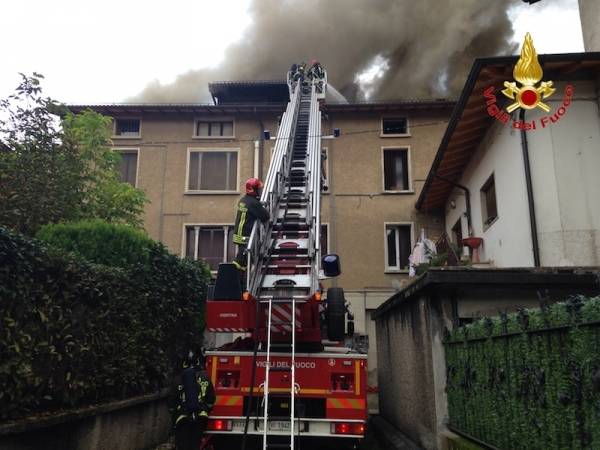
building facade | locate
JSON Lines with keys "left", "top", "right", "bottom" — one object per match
{"left": 417, "top": 54, "right": 600, "bottom": 268}
{"left": 71, "top": 86, "right": 454, "bottom": 411}
{"left": 374, "top": 52, "right": 600, "bottom": 448}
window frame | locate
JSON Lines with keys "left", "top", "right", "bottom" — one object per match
{"left": 192, "top": 118, "right": 235, "bottom": 139}
{"left": 380, "top": 116, "right": 410, "bottom": 138}
{"left": 112, "top": 117, "right": 142, "bottom": 139}
{"left": 181, "top": 223, "right": 236, "bottom": 273}
{"left": 320, "top": 222, "right": 330, "bottom": 255}
{"left": 381, "top": 146, "right": 413, "bottom": 193}
{"left": 383, "top": 222, "right": 414, "bottom": 273}
{"left": 113, "top": 147, "right": 140, "bottom": 187}
{"left": 480, "top": 174, "right": 499, "bottom": 230}
{"left": 185, "top": 148, "right": 240, "bottom": 194}
{"left": 451, "top": 217, "right": 463, "bottom": 246}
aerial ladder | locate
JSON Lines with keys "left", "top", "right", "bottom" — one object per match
{"left": 206, "top": 65, "right": 365, "bottom": 450}
{"left": 244, "top": 66, "right": 327, "bottom": 450}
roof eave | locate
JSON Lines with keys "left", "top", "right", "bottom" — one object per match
{"left": 416, "top": 51, "right": 600, "bottom": 212}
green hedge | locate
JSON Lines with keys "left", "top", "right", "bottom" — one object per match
{"left": 36, "top": 219, "right": 155, "bottom": 268}
{"left": 0, "top": 226, "right": 209, "bottom": 420}
{"left": 445, "top": 296, "right": 600, "bottom": 450}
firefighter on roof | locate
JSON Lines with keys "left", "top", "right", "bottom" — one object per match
{"left": 233, "top": 178, "right": 270, "bottom": 271}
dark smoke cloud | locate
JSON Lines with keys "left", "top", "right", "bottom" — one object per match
{"left": 131, "top": 0, "right": 523, "bottom": 103}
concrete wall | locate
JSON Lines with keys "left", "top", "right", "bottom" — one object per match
{"left": 445, "top": 80, "right": 600, "bottom": 267}
{"left": 376, "top": 296, "right": 438, "bottom": 449}
{"left": 579, "top": 0, "right": 600, "bottom": 51}
{"left": 0, "top": 392, "right": 170, "bottom": 450}
{"left": 375, "top": 283, "right": 600, "bottom": 449}
{"left": 346, "top": 289, "right": 394, "bottom": 413}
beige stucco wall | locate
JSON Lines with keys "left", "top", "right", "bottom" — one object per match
{"left": 109, "top": 105, "right": 450, "bottom": 406}
{"left": 114, "top": 108, "right": 449, "bottom": 291}
{"left": 319, "top": 110, "right": 448, "bottom": 291}
{"left": 113, "top": 113, "right": 279, "bottom": 254}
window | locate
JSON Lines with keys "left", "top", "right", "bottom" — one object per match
{"left": 451, "top": 218, "right": 463, "bottom": 245}
{"left": 383, "top": 148, "right": 410, "bottom": 191}
{"left": 320, "top": 223, "right": 329, "bottom": 254}
{"left": 385, "top": 224, "right": 412, "bottom": 271}
{"left": 382, "top": 117, "right": 408, "bottom": 136}
{"left": 185, "top": 225, "right": 236, "bottom": 271}
{"left": 194, "top": 120, "right": 234, "bottom": 138}
{"left": 116, "top": 150, "right": 138, "bottom": 186}
{"left": 187, "top": 150, "right": 238, "bottom": 191}
{"left": 481, "top": 175, "right": 498, "bottom": 227}
{"left": 114, "top": 118, "right": 140, "bottom": 137}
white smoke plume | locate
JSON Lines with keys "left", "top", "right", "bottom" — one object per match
{"left": 131, "top": 0, "right": 526, "bottom": 103}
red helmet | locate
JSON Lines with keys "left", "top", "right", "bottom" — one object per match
{"left": 245, "top": 178, "right": 264, "bottom": 196}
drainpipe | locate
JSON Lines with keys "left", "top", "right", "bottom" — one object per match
{"left": 519, "top": 109, "right": 541, "bottom": 267}
{"left": 434, "top": 173, "right": 472, "bottom": 236}
{"left": 253, "top": 140, "right": 260, "bottom": 178}
{"left": 254, "top": 108, "right": 265, "bottom": 179}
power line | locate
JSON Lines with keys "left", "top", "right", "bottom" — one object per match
{"left": 122, "top": 120, "right": 449, "bottom": 147}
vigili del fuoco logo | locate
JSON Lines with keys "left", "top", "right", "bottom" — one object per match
{"left": 484, "top": 33, "right": 574, "bottom": 131}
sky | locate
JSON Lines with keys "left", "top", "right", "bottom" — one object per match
{"left": 0, "top": 0, "right": 584, "bottom": 104}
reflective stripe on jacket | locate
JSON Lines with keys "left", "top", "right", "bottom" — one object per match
{"left": 233, "top": 194, "right": 270, "bottom": 244}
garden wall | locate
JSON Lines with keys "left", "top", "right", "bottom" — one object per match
{"left": 0, "top": 390, "right": 170, "bottom": 450}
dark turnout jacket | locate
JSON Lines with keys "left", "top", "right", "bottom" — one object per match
{"left": 170, "top": 367, "right": 216, "bottom": 426}
{"left": 233, "top": 194, "right": 270, "bottom": 245}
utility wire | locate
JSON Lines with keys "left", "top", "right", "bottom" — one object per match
{"left": 116, "top": 121, "right": 449, "bottom": 147}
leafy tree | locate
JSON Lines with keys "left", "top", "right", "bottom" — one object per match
{"left": 62, "top": 110, "right": 147, "bottom": 227}
{"left": 0, "top": 74, "right": 147, "bottom": 235}
{"left": 0, "top": 73, "right": 84, "bottom": 235}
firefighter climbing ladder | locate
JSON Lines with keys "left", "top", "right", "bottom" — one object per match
{"left": 245, "top": 70, "right": 326, "bottom": 450}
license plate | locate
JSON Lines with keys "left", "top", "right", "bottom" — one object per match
{"left": 268, "top": 421, "right": 292, "bottom": 431}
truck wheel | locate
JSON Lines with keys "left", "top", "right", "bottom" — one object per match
{"left": 327, "top": 287, "right": 345, "bottom": 341}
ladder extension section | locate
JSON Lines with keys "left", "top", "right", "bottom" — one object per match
{"left": 246, "top": 73, "right": 325, "bottom": 450}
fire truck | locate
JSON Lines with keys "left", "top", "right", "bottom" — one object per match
{"left": 204, "top": 65, "right": 368, "bottom": 449}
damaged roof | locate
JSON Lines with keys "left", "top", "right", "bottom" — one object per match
{"left": 68, "top": 98, "right": 455, "bottom": 116}
{"left": 67, "top": 103, "right": 288, "bottom": 115}
{"left": 209, "top": 80, "right": 290, "bottom": 104}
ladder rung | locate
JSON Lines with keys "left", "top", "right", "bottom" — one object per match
{"left": 259, "top": 298, "right": 307, "bottom": 304}
{"left": 266, "top": 265, "right": 311, "bottom": 269}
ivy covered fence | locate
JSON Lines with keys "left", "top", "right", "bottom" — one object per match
{"left": 445, "top": 296, "right": 600, "bottom": 450}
